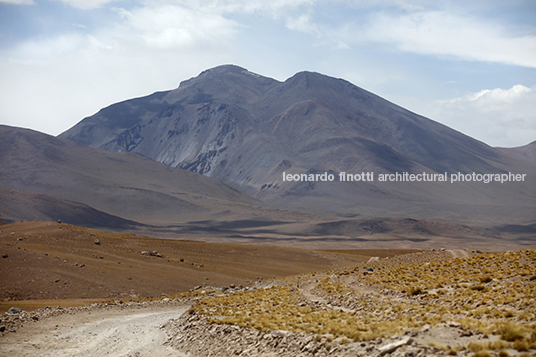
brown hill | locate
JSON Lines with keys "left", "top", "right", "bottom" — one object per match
{"left": 0, "top": 221, "right": 376, "bottom": 306}
{"left": 0, "top": 125, "right": 258, "bottom": 227}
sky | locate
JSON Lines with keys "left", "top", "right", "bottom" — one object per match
{"left": 0, "top": 0, "right": 535, "bottom": 148}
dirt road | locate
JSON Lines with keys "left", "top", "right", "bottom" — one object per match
{"left": 0, "top": 304, "right": 190, "bottom": 357}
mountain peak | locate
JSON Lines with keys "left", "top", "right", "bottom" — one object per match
{"left": 200, "top": 64, "right": 249, "bottom": 75}
{"left": 177, "top": 64, "right": 277, "bottom": 91}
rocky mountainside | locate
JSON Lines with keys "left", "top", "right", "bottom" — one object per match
{"left": 59, "top": 65, "right": 536, "bottom": 224}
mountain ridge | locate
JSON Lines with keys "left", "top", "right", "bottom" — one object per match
{"left": 58, "top": 65, "right": 536, "bottom": 224}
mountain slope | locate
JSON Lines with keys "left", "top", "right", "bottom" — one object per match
{"left": 59, "top": 65, "right": 536, "bottom": 224}
{"left": 0, "top": 187, "right": 140, "bottom": 228}
{"left": 497, "top": 140, "right": 536, "bottom": 166}
{"left": 0, "top": 125, "right": 257, "bottom": 227}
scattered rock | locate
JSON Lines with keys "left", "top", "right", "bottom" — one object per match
{"left": 447, "top": 321, "right": 461, "bottom": 328}
{"left": 94, "top": 239, "right": 100, "bottom": 245}
{"left": 377, "top": 336, "right": 413, "bottom": 356}
{"left": 271, "top": 330, "right": 290, "bottom": 338}
{"left": 8, "top": 307, "right": 22, "bottom": 314}
{"left": 2, "top": 253, "right": 7, "bottom": 258}
{"left": 420, "top": 324, "right": 431, "bottom": 332}
{"left": 0, "top": 325, "right": 5, "bottom": 332}
{"left": 140, "top": 251, "right": 163, "bottom": 258}
{"left": 367, "top": 257, "right": 380, "bottom": 263}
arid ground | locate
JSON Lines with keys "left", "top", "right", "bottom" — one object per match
{"left": 0, "top": 220, "right": 409, "bottom": 311}
{"left": 1, "top": 221, "right": 535, "bottom": 356}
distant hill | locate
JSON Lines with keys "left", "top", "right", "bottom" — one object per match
{"left": 59, "top": 65, "right": 536, "bottom": 225}
{"left": 0, "top": 125, "right": 258, "bottom": 227}
{"left": 0, "top": 187, "right": 140, "bottom": 229}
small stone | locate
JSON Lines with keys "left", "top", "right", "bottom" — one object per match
{"left": 0, "top": 326, "right": 5, "bottom": 332}
{"left": 8, "top": 307, "right": 22, "bottom": 314}
{"left": 420, "top": 324, "right": 431, "bottom": 332}
{"left": 367, "top": 257, "right": 380, "bottom": 263}
{"left": 378, "top": 336, "right": 413, "bottom": 356}
{"left": 271, "top": 330, "right": 290, "bottom": 338}
{"left": 2, "top": 253, "right": 7, "bottom": 258}
{"left": 447, "top": 321, "right": 461, "bottom": 328}
{"left": 94, "top": 239, "right": 100, "bottom": 245}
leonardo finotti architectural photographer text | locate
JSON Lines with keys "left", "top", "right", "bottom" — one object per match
{"left": 282, "top": 172, "right": 527, "bottom": 184}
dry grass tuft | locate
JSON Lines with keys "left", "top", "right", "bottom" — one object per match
{"left": 498, "top": 322, "right": 526, "bottom": 342}
{"left": 513, "top": 339, "right": 530, "bottom": 352}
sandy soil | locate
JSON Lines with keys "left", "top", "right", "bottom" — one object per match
{"left": 0, "top": 302, "right": 190, "bottom": 357}
{"left": 0, "top": 221, "right": 369, "bottom": 306}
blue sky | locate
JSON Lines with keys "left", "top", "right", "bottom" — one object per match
{"left": 0, "top": 0, "right": 535, "bottom": 147}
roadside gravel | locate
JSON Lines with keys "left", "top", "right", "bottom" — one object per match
{"left": 0, "top": 300, "right": 190, "bottom": 357}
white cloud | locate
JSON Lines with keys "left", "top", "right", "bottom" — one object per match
{"left": 52, "top": 0, "right": 117, "bottom": 10}
{"left": 2, "top": 3, "right": 240, "bottom": 62}
{"left": 362, "top": 11, "right": 536, "bottom": 68}
{"left": 285, "top": 13, "right": 319, "bottom": 35}
{"left": 429, "top": 85, "right": 536, "bottom": 147}
{"left": 181, "top": 0, "right": 316, "bottom": 16}
{"left": 0, "top": 0, "right": 34, "bottom": 4}
{"left": 5, "top": 34, "right": 96, "bottom": 63}
{"left": 114, "top": 4, "right": 240, "bottom": 49}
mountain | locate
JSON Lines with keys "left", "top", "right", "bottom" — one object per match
{"left": 0, "top": 125, "right": 258, "bottom": 227}
{"left": 59, "top": 65, "right": 536, "bottom": 225}
{"left": 496, "top": 140, "right": 536, "bottom": 166}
